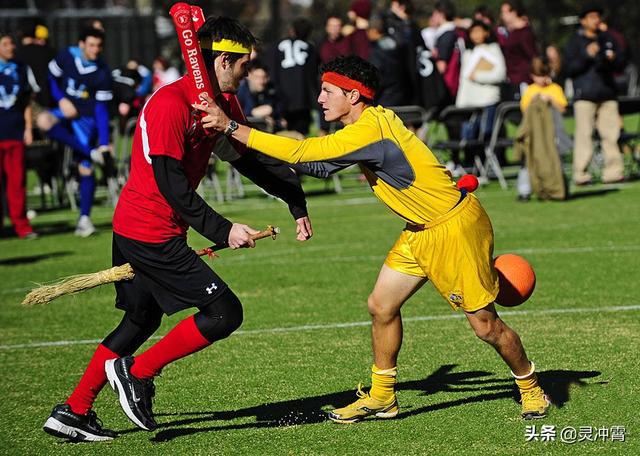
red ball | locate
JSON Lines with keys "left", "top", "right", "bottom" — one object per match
{"left": 456, "top": 174, "right": 479, "bottom": 192}
{"left": 494, "top": 254, "right": 536, "bottom": 307}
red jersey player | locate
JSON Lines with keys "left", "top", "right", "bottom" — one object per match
{"left": 43, "top": 17, "right": 312, "bottom": 441}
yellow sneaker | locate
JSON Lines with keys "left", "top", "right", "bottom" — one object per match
{"left": 328, "top": 384, "right": 398, "bottom": 423}
{"left": 520, "top": 386, "right": 550, "bottom": 420}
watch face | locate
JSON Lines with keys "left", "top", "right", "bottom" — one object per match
{"left": 225, "top": 120, "right": 239, "bottom": 135}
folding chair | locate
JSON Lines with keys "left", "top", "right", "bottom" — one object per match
{"left": 246, "top": 116, "right": 271, "bottom": 133}
{"left": 483, "top": 101, "right": 521, "bottom": 189}
{"left": 617, "top": 96, "right": 640, "bottom": 145}
{"left": 115, "top": 116, "right": 138, "bottom": 183}
{"left": 61, "top": 145, "right": 78, "bottom": 211}
{"left": 388, "top": 105, "right": 437, "bottom": 142}
{"left": 617, "top": 96, "right": 640, "bottom": 168}
{"left": 429, "top": 105, "right": 488, "bottom": 178}
{"left": 24, "top": 136, "right": 65, "bottom": 209}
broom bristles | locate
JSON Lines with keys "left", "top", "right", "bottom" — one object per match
{"left": 21, "top": 225, "right": 279, "bottom": 306}
{"left": 21, "top": 264, "right": 135, "bottom": 306}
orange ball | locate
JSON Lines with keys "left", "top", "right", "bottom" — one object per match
{"left": 494, "top": 254, "right": 536, "bottom": 307}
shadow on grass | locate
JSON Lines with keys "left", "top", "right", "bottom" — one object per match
{"left": 0, "top": 251, "right": 71, "bottom": 266}
{"left": 537, "top": 369, "right": 606, "bottom": 408}
{"left": 32, "top": 220, "right": 113, "bottom": 236}
{"left": 568, "top": 188, "right": 619, "bottom": 200}
{"left": 131, "top": 365, "right": 601, "bottom": 442}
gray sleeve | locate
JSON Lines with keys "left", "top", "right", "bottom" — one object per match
{"left": 292, "top": 161, "right": 355, "bottom": 179}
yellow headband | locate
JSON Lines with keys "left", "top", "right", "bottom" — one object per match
{"left": 200, "top": 38, "right": 251, "bottom": 54}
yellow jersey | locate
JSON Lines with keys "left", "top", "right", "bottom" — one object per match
{"left": 248, "top": 106, "right": 461, "bottom": 225}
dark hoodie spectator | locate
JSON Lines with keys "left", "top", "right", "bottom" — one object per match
{"left": 367, "top": 16, "right": 409, "bottom": 106}
{"left": 564, "top": 3, "right": 626, "bottom": 185}
{"left": 237, "top": 60, "right": 282, "bottom": 131}
{"left": 267, "top": 18, "right": 318, "bottom": 135}
{"left": 15, "top": 20, "right": 55, "bottom": 108}
{"left": 380, "top": 0, "right": 425, "bottom": 103}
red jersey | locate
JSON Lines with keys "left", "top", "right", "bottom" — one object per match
{"left": 113, "top": 76, "right": 243, "bottom": 243}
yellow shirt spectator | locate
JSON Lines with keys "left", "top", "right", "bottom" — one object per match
{"left": 520, "top": 82, "right": 568, "bottom": 113}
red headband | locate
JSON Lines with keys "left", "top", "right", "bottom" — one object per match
{"left": 322, "top": 72, "right": 375, "bottom": 100}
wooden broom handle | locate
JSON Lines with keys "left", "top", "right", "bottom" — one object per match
{"left": 194, "top": 226, "right": 280, "bottom": 257}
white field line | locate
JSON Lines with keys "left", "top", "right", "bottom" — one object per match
{"left": 1, "top": 304, "right": 638, "bottom": 351}
{"left": 201, "top": 243, "right": 640, "bottom": 264}
{"left": 1, "top": 243, "right": 639, "bottom": 296}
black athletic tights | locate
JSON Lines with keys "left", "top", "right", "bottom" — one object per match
{"left": 102, "top": 288, "right": 243, "bottom": 355}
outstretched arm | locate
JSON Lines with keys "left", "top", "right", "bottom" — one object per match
{"left": 194, "top": 96, "right": 377, "bottom": 164}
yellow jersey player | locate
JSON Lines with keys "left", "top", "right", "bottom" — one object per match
{"left": 195, "top": 55, "right": 550, "bottom": 422}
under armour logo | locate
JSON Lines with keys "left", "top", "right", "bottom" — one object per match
{"left": 205, "top": 283, "right": 218, "bottom": 294}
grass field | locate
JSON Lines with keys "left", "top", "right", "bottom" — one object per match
{"left": 0, "top": 176, "right": 638, "bottom": 455}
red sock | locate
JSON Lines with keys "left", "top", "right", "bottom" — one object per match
{"left": 130, "top": 315, "right": 210, "bottom": 379}
{"left": 66, "top": 344, "right": 119, "bottom": 415}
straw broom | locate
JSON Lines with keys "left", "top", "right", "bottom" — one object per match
{"left": 22, "top": 226, "right": 279, "bottom": 306}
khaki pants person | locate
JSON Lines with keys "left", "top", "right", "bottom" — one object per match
{"left": 572, "top": 100, "right": 624, "bottom": 184}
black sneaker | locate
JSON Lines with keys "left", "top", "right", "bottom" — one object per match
{"left": 43, "top": 404, "right": 116, "bottom": 441}
{"left": 105, "top": 357, "right": 157, "bottom": 431}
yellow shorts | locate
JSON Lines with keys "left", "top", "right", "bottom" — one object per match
{"left": 384, "top": 194, "right": 499, "bottom": 312}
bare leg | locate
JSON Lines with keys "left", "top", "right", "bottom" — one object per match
{"left": 465, "top": 303, "right": 531, "bottom": 376}
{"left": 328, "top": 265, "right": 426, "bottom": 422}
{"left": 368, "top": 265, "right": 426, "bottom": 369}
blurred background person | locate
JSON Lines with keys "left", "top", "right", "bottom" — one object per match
{"left": 111, "top": 60, "right": 143, "bottom": 133}
{"left": 345, "top": 0, "right": 372, "bottom": 59}
{"left": 131, "top": 60, "right": 152, "bottom": 100}
{"left": 368, "top": 16, "right": 409, "bottom": 106}
{"left": 520, "top": 58, "right": 568, "bottom": 114}
{"left": 497, "top": 1, "right": 537, "bottom": 101}
{"left": 36, "top": 27, "right": 113, "bottom": 237}
{"left": 16, "top": 19, "right": 60, "bottom": 201}
{"left": 0, "top": 32, "right": 38, "bottom": 239}
{"left": 237, "top": 60, "right": 283, "bottom": 131}
{"left": 564, "top": 4, "right": 626, "bottom": 185}
{"left": 516, "top": 57, "right": 569, "bottom": 201}
{"left": 87, "top": 18, "right": 105, "bottom": 32}
{"left": 16, "top": 20, "right": 55, "bottom": 109}
{"left": 382, "top": 0, "right": 424, "bottom": 103}
{"left": 544, "top": 44, "right": 566, "bottom": 89}
{"left": 473, "top": 5, "right": 495, "bottom": 27}
{"left": 151, "top": 56, "right": 180, "bottom": 92}
{"left": 598, "top": 17, "right": 630, "bottom": 95}
{"left": 319, "top": 15, "right": 350, "bottom": 64}
{"left": 454, "top": 20, "right": 506, "bottom": 173}
{"left": 318, "top": 14, "right": 352, "bottom": 134}
{"left": 430, "top": 0, "right": 464, "bottom": 103}
{"left": 266, "top": 18, "right": 318, "bottom": 136}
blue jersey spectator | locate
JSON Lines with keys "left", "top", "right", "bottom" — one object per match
{"left": 36, "top": 27, "right": 113, "bottom": 237}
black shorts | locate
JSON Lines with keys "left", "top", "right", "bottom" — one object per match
{"left": 112, "top": 233, "right": 229, "bottom": 317}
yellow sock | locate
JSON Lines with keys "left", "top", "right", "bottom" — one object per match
{"left": 370, "top": 364, "right": 397, "bottom": 403}
{"left": 512, "top": 361, "right": 540, "bottom": 391}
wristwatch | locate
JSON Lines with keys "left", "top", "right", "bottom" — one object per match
{"left": 224, "top": 119, "right": 239, "bottom": 136}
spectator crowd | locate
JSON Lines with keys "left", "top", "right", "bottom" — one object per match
{"left": 0, "top": 1, "right": 636, "bottom": 239}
